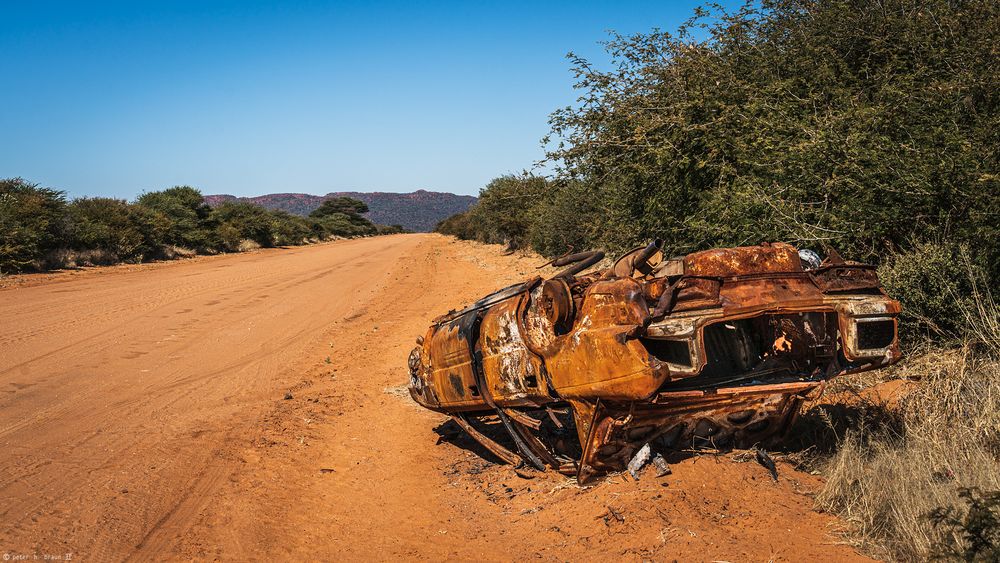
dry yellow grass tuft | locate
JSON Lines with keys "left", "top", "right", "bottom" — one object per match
{"left": 40, "top": 248, "right": 120, "bottom": 269}
{"left": 237, "top": 239, "right": 262, "bottom": 253}
{"left": 815, "top": 302, "right": 1000, "bottom": 560}
{"left": 160, "top": 245, "right": 196, "bottom": 260}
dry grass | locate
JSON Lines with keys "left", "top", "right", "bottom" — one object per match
{"left": 815, "top": 304, "right": 1000, "bottom": 560}
{"left": 39, "top": 248, "right": 120, "bottom": 269}
{"left": 159, "top": 245, "right": 196, "bottom": 260}
{"left": 237, "top": 239, "right": 262, "bottom": 252}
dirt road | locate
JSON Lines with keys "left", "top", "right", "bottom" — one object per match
{"left": 0, "top": 234, "right": 869, "bottom": 561}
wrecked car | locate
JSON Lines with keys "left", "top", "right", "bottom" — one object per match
{"left": 408, "top": 242, "right": 901, "bottom": 482}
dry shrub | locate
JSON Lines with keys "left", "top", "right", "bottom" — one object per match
{"left": 964, "top": 273, "right": 1000, "bottom": 358}
{"left": 39, "top": 248, "right": 119, "bottom": 269}
{"left": 237, "top": 239, "right": 261, "bottom": 253}
{"left": 39, "top": 249, "right": 78, "bottom": 270}
{"left": 160, "top": 245, "right": 196, "bottom": 260}
{"left": 816, "top": 304, "right": 1000, "bottom": 560}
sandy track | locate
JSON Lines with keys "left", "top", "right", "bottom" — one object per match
{"left": 0, "top": 234, "right": 870, "bottom": 561}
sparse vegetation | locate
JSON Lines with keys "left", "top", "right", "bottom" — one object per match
{"left": 0, "top": 178, "right": 398, "bottom": 274}
{"left": 205, "top": 190, "right": 473, "bottom": 232}
{"left": 814, "top": 297, "right": 1000, "bottom": 560}
{"left": 807, "top": 269, "right": 1000, "bottom": 561}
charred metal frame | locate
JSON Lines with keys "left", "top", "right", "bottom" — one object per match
{"left": 408, "top": 242, "right": 902, "bottom": 482}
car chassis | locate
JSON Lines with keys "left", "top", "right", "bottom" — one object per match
{"left": 408, "top": 241, "right": 901, "bottom": 482}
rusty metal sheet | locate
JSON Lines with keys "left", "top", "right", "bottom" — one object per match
{"left": 544, "top": 278, "right": 669, "bottom": 400}
{"left": 477, "top": 294, "right": 552, "bottom": 407}
{"left": 410, "top": 310, "right": 485, "bottom": 412}
{"left": 684, "top": 242, "right": 801, "bottom": 277}
{"left": 810, "top": 264, "right": 881, "bottom": 293}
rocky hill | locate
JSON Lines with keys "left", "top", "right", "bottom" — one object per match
{"left": 203, "top": 190, "right": 476, "bottom": 233}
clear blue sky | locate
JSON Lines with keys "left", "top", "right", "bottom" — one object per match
{"left": 1, "top": 1, "right": 729, "bottom": 199}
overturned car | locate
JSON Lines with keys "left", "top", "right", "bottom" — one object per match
{"left": 408, "top": 242, "right": 901, "bottom": 482}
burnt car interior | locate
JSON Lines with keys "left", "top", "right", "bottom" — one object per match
{"left": 658, "top": 312, "right": 840, "bottom": 391}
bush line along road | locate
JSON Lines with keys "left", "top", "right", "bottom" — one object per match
{"left": 0, "top": 234, "right": 869, "bottom": 561}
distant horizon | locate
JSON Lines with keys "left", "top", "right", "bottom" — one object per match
{"left": 1, "top": 1, "right": 734, "bottom": 200}
{"left": 205, "top": 187, "right": 477, "bottom": 198}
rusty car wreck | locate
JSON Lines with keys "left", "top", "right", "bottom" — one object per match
{"left": 408, "top": 241, "right": 902, "bottom": 482}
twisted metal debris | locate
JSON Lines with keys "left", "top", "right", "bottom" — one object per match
{"left": 408, "top": 242, "right": 902, "bottom": 482}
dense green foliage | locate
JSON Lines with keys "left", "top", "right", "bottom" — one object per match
{"left": 213, "top": 201, "right": 280, "bottom": 249}
{"left": 548, "top": 0, "right": 999, "bottom": 263}
{"left": 309, "top": 196, "right": 384, "bottom": 237}
{"left": 929, "top": 487, "right": 1000, "bottom": 561}
{"left": 0, "top": 178, "right": 394, "bottom": 274}
{"left": 68, "top": 197, "right": 168, "bottom": 261}
{"left": 135, "top": 186, "right": 220, "bottom": 251}
{"left": 311, "top": 197, "right": 369, "bottom": 217}
{"left": 434, "top": 210, "right": 477, "bottom": 240}
{"left": 438, "top": 0, "right": 999, "bottom": 339}
{"left": 0, "top": 178, "right": 68, "bottom": 273}
{"left": 877, "top": 240, "right": 984, "bottom": 340}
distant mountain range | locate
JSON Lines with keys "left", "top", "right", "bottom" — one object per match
{"left": 203, "top": 190, "right": 477, "bottom": 233}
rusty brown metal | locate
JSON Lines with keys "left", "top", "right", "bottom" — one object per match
{"left": 409, "top": 242, "right": 903, "bottom": 483}
{"left": 451, "top": 414, "right": 521, "bottom": 465}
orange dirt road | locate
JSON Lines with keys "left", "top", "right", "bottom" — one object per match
{"left": 0, "top": 234, "right": 871, "bottom": 561}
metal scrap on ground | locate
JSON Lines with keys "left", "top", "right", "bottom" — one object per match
{"left": 408, "top": 241, "right": 902, "bottom": 483}
{"left": 627, "top": 443, "right": 652, "bottom": 480}
{"left": 754, "top": 448, "right": 779, "bottom": 482}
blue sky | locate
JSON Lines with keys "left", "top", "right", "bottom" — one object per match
{"left": 1, "top": 1, "right": 729, "bottom": 199}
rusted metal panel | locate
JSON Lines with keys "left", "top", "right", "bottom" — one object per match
{"left": 408, "top": 242, "right": 904, "bottom": 483}
{"left": 477, "top": 295, "right": 552, "bottom": 407}
{"left": 684, "top": 242, "right": 800, "bottom": 277}
{"left": 451, "top": 413, "right": 521, "bottom": 465}
{"left": 410, "top": 311, "right": 485, "bottom": 412}
{"left": 544, "top": 278, "right": 669, "bottom": 400}
{"left": 810, "top": 264, "right": 881, "bottom": 293}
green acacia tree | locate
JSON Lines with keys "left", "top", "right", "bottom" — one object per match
{"left": 310, "top": 197, "right": 369, "bottom": 218}
{"left": 472, "top": 175, "right": 550, "bottom": 249}
{"left": 68, "top": 197, "right": 168, "bottom": 261}
{"left": 310, "top": 196, "right": 378, "bottom": 236}
{"left": 212, "top": 201, "right": 276, "bottom": 248}
{"left": 136, "top": 186, "right": 220, "bottom": 251}
{"left": 543, "top": 0, "right": 1000, "bottom": 269}
{"left": 0, "top": 178, "right": 68, "bottom": 273}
